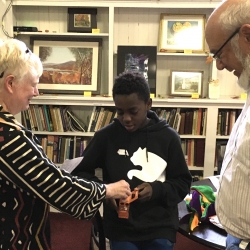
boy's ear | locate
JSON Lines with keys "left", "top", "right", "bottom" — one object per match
{"left": 147, "top": 98, "right": 152, "bottom": 110}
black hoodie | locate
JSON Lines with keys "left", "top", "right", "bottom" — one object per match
{"left": 72, "top": 110, "right": 192, "bottom": 242}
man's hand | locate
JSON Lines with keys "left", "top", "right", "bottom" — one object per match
{"left": 137, "top": 182, "right": 152, "bottom": 202}
{"left": 105, "top": 180, "right": 131, "bottom": 199}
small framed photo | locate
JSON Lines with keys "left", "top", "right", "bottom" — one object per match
{"left": 159, "top": 14, "right": 205, "bottom": 53}
{"left": 68, "top": 8, "right": 97, "bottom": 33}
{"left": 170, "top": 70, "right": 203, "bottom": 97}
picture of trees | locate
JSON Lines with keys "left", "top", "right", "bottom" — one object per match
{"left": 39, "top": 46, "right": 93, "bottom": 85}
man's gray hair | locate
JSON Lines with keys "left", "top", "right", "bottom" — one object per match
{"left": 219, "top": 1, "right": 250, "bottom": 34}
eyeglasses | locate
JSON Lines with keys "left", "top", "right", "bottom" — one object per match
{"left": 0, "top": 48, "right": 31, "bottom": 78}
{"left": 213, "top": 27, "right": 240, "bottom": 60}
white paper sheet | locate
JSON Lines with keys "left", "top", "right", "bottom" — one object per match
{"left": 60, "top": 157, "right": 83, "bottom": 173}
{"left": 205, "top": 175, "right": 220, "bottom": 191}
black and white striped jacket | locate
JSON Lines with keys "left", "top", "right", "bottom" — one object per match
{"left": 0, "top": 107, "right": 106, "bottom": 250}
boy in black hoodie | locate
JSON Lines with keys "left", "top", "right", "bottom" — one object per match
{"left": 72, "top": 72, "right": 192, "bottom": 250}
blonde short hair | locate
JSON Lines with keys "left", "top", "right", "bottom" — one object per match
{"left": 0, "top": 39, "right": 43, "bottom": 82}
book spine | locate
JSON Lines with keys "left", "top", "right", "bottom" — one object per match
{"left": 29, "top": 105, "right": 38, "bottom": 131}
{"left": 38, "top": 105, "right": 47, "bottom": 131}
{"left": 88, "top": 106, "right": 96, "bottom": 132}
{"left": 42, "top": 105, "right": 51, "bottom": 131}
{"left": 46, "top": 105, "right": 54, "bottom": 132}
{"left": 34, "top": 105, "right": 43, "bottom": 131}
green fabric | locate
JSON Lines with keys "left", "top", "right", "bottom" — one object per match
{"left": 185, "top": 185, "right": 216, "bottom": 231}
{"left": 191, "top": 185, "right": 216, "bottom": 203}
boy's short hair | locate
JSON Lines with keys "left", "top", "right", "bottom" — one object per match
{"left": 113, "top": 71, "right": 150, "bottom": 102}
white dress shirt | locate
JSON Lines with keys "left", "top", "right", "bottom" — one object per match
{"left": 216, "top": 92, "right": 250, "bottom": 239}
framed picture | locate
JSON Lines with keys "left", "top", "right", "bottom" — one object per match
{"left": 30, "top": 36, "right": 102, "bottom": 94}
{"left": 170, "top": 70, "right": 203, "bottom": 97}
{"left": 68, "top": 8, "right": 97, "bottom": 33}
{"left": 159, "top": 14, "right": 206, "bottom": 53}
{"left": 117, "top": 46, "right": 157, "bottom": 95}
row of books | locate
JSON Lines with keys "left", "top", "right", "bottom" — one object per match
{"left": 217, "top": 109, "right": 242, "bottom": 136}
{"left": 37, "top": 135, "right": 90, "bottom": 163}
{"left": 181, "top": 139, "right": 205, "bottom": 167}
{"left": 23, "top": 105, "right": 210, "bottom": 136}
{"left": 154, "top": 108, "right": 207, "bottom": 135}
{"left": 87, "top": 106, "right": 117, "bottom": 132}
{"left": 38, "top": 135, "right": 206, "bottom": 168}
{"left": 22, "top": 105, "right": 87, "bottom": 132}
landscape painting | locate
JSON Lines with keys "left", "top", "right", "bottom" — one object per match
{"left": 74, "top": 14, "right": 91, "bottom": 28}
{"left": 32, "top": 38, "right": 100, "bottom": 93}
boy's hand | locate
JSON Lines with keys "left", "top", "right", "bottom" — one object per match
{"left": 105, "top": 180, "right": 131, "bottom": 199}
{"left": 137, "top": 183, "right": 152, "bottom": 202}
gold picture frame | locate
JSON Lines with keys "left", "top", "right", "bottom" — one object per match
{"left": 159, "top": 14, "right": 206, "bottom": 53}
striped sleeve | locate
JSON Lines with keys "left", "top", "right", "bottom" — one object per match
{"left": 0, "top": 128, "right": 106, "bottom": 220}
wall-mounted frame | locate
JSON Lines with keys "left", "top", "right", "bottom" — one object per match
{"left": 170, "top": 70, "right": 203, "bottom": 97}
{"left": 159, "top": 14, "right": 205, "bottom": 53}
{"left": 30, "top": 36, "right": 102, "bottom": 94}
{"left": 68, "top": 8, "right": 97, "bottom": 33}
{"left": 117, "top": 46, "right": 157, "bottom": 95}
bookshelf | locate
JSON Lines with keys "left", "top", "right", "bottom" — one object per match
{"left": 20, "top": 94, "right": 244, "bottom": 178}
{"left": 2, "top": 1, "right": 245, "bottom": 178}
{"left": 7, "top": 0, "right": 242, "bottom": 97}
{"left": 214, "top": 107, "right": 243, "bottom": 174}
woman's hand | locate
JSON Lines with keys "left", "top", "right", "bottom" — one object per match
{"left": 105, "top": 180, "right": 131, "bottom": 199}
